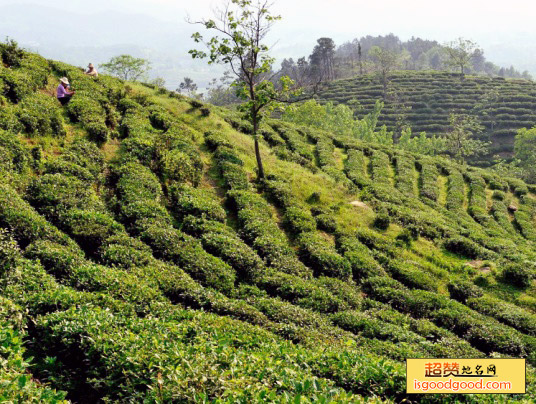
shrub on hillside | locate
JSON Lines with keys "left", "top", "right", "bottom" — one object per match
{"left": 159, "top": 148, "right": 202, "bottom": 186}
{"left": 297, "top": 232, "right": 351, "bottom": 280}
{"left": 26, "top": 173, "right": 102, "bottom": 223}
{"left": 66, "top": 95, "right": 109, "bottom": 145}
{"left": 501, "top": 264, "right": 534, "bottom": 288}
{"left": 373, "top": 213, "right": 390, "bottom": 230}
{"left": 443, "top": 236, "right": 486, "bottom": 259}
{"left": 0, "top": 129, "right": 29, "bottom": 173}
{"left": 60, "top": 209, "right": 125, "bottom": 255}
{"left": 169, "top": 184, "right": 226, "bottom": 222}
{"left": 0, "top": 38, "right": 25, "bottom": 67}
{"left": 0, "top": 184, "right": 77, "bottom": 250}
{"left": 283, "top": 206, "right": 316, "bottom": 235}
{"left": 447, "top": 280, "right": 483, "bottom": 303}
{"left": 140, "top": 223, "right": 236, "bottom": 293}
{"left": 16, "top": 94, "right": 65, "bottom": 137}
{"left": 182, "top": 216, "right": 265, "bottom": 282}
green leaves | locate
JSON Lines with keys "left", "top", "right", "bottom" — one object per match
{"left": 100, "top": 55, "right": 151, "bottom": 81}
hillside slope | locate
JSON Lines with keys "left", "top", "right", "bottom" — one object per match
{"left": 315, "top": 71, "right": 536, "bottom": 162}
{"left": 1, "top": 46, "right": 536, "bottom": 402}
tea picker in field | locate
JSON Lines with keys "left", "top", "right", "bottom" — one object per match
{"left": 57, "top": 77, "right": 75, "bottom": 106}
{"left": 85, "top": 63, "right": 98, "bottom": 77}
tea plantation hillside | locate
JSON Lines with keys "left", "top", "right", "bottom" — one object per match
{"left": 2, "top": 46, "right": 536, "bottom": 403}
{"left": 315, "top": 71, "right": 536, "bottom": 161}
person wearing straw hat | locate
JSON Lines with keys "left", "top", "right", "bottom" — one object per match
{"left": 57, "top": 77, "right": 75, "bottom": 106}
{"left": 85, "top": 63, "right": 98, "bottom": 77}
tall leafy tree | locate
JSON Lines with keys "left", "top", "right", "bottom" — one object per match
{"left": 358, "top": 42, "right": 363, "bottom": 75}
{"left": 514, "top": 127, "right": 536, "bottom": 183}
{"left": 177, "top": 77, "right": 199, "bottom": 97}
{"left": 100, "top": 55, "right": 151, "bottom": 81}
{"left": 444, "top": 38, "right": 480, "bottom": 76}
{"left": 473, "top": 88, "right": 500, "bottom": 131}
{"left": 189, "top": 0, "right": 298, "bottom": 179}
{"left": 309, "top": 37, "right": 336, "bottom": 82}
{"left": 369, "top": 46, "right": 400, "bottom": 97}
{"left": 445, "top": 114, "right": 488, "bottom": 163}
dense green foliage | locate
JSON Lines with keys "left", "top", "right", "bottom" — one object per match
{"left": 0, "top": 46, "right": 535, "bottom": 402}
{"left": 315, "top": 70, "right": 536, "bottom": 162}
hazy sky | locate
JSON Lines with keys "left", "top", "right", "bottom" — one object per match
{"left": 2, "top": 0, "right": 535, "bottom": 47}
{"left": 11, "top": 0, "right": 533, "bottom": 35}
{"left": 2, "top": 0, "right": 536, "bottom": 85}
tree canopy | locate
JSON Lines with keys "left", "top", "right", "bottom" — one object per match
{"left": 189, "top": 0, "right": 299, "bottom": 178}
{"left": 100, "top": 55, "right": 151, "bottom": 81}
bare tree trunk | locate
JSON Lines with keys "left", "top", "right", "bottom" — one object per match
{"left": 252, "top": 112, "right": 265, "bottom": 179}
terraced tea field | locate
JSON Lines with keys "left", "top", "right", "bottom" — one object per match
{"left": 1, "top": 46, "right": 536, "bottom": 402}
{"left": 316, "top": 71, "right": 536, "bottom": 162}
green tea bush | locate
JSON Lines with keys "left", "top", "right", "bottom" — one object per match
{"left": 60, "top": 209, "right": 125, "bottom": 255}
{"left": 501, "top": 263, "right": 534, "bottom": 288}
{"left": 204, "top": 132, "right": 231, "bottom": 152}
{"left": 314, "top": 277, "right": 362, "bottom": 310}
{"left": 242, "top": 293, "right": 330, "bottom": 329}
{"left": 370, "top": 151, "right": 392, "bottom": 187}
{"left": 140, "top": 222, "right": 236, "bottom": 293}
{"left": 66, "top": 95, "right": 109, "bottom": 145}
{"left": 466, "top": 173, "right": 490, "bottom": 224}
{"left": 316, "top": 138, "right": 336, "bottom": 168}
{"left": 26, "top": 173, "right": 103, "bottom": 223}
{"left": 0, "top": 184, "right": 78, "bottom": 249}
{"left": 158, "top": 148, "right": 201, "bottom": 186}
{"left": 490, "top": 199, "right": 517, "bottom": 235}
{"left": 336, "top": 235, "right": 385, "bottom": 281}
{"left": 345, "top": 151, "right": 370, "bottom": 186}
{"left": 271, "top": 122, "right": 314, "bottom": 161}
{"left": 0, "top": 300, "right": 68, "bottom": 402}
{"left": 445, "top": 170, "right": 465, "bottom": 211}
{"left": 467, "top": 295, "right": 536, "bottom": 336}
{"left": 283, "top": 206, "right": 317, "bottom": 235}
{"left": 16, "top": 93, "right": 65, "bottom": 137}
{"left": 513, "top": 201, "right": 536, "bottom": 241}
{"left": 44, "top": 158, "right": 91, "bottom": 183}
{"left": 0, "top": 68, "right": 34, "bottom": 102}
{"left": 314, "top": 211, "right": 338, "bottom": 233}
{"left": 219, "top": 161, "right": 251, "bottom": 190}
{"left": 394, "top": 154, "right": 416, "bottom": 196}
{"left": 443, "top": 236, "right": 487, "bottom": 259}
{"left": 508, "top": 177, "right": 529, "bottom": 197}
{"left": 297, "top": 232, "right": 352, "bottom": 280}
{"left": 115, "top": 162, "right": 164, "bottom": 203}
{"left": 0, "top": 228, "right": 20, "bottom": 276}
{"left": 64, "top": 139, "right": 106, "bottom": 173}
{"left": 0, "top": 38, "right": 25, "bottom": 67}
{"left": 229, "top": 190, "right": 312, "bottom": 278}
{"left": 33, "top": 305, "right": 371, "bottom": 402}
{"left": 0, "top": 129, "right": 29, "bottom": 173}
{"left": 332, "top": 310, "right": 426, "bottom": 344}
{"left": 214, "top": 145, "right": 244, "bottom": 165}
{"left": 259, "top": 126, "right": 285, "bottom": 147}
{"left": 447, "top": 280, "right": 483, "bottom": 303}
{"left": 168, "top": 184, "right": 226, "bottom": 222}
{"left": 258, "top": 271, "right": 347, "bottom": 313}
{"left": 418, "top": 159, "right": 439, "bottom": 201}
{"left": 385, "top": 258, "right": 437, "bottom": 291}
{"left": 148, "top": 105, "right": 173, "bottom": 131}
{"left": 373, "top": 213, "right": 390, "bottom": 230}
{"left": 98, "top": 234, "right": 154, "bottom": 269}
{"left": 263, "top": 176, "right": 297, "bottom": 208}
{"left": 492, "top": 190, "right": 505, "bottom": 201}
{"left": 182, "top": 216, "right": 265, "bottom": 282}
